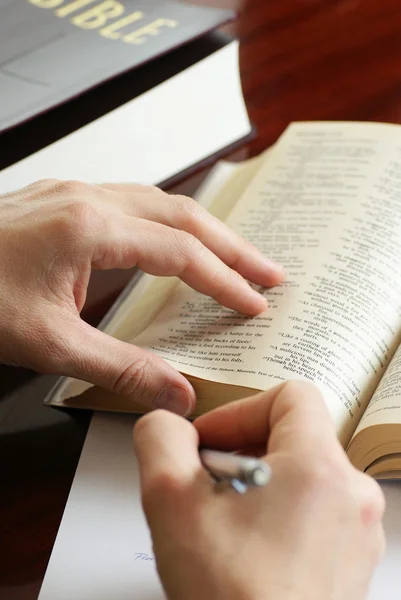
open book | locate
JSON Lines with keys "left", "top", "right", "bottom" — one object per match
{"left": 46, "top": 121, "right": 401, "bottom": 479}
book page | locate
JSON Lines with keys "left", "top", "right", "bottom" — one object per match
{"left": 133, "top": 122, "right": 401, "bottom": 442}
{"left": 37, "top": 413, "right": 166, "bottom": 600}
{"left": 353, "top": 345, "right": 401, "bottom": 433}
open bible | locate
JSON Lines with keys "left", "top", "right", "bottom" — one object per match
{"left": 46, "top": 121, "right": 401, "bottom": 478}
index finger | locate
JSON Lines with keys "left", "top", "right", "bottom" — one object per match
{"left": 195, "top": 381, "right": 341, "bottom": 457}
{"left": 101, "top": 184, "right": 285, "bottom": 288}
{"left": 92, "top": 215, "right": 268, "bottom": 315}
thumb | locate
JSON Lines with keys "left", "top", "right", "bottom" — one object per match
{"left": 50, "top": 315, "right": 196, "bottom": 416}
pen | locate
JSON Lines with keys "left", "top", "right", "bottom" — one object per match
{"left": 200, "top": 449, "right": 271, "bottom": 494}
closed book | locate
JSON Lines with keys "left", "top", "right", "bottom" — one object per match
{"left": 0, "top": 32, "right": 253, "bottom": 190}
{"left": 0, "top": 0, "right": 234, "bottom": 133}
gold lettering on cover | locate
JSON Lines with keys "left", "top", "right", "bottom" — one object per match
{"left": 28, "top": 0, "right": 64, "bottom": 8}
{"left": 123, "top": 18, "right": 177, "bottom": 44}
{"left": 27, "top": 0, "right": 181, "bottom": 43}
{"left": 56, "top": 0, "right": 97, "bottom": 17}
{"left": 72, "top": 0, "right": 124, "bottom": 29}
{"left": 99, "top": 11, "right": 143, "bottom": 40}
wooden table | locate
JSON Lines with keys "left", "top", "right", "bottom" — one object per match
{"left": 1, "top": 1, "right": 401, "bottom": 597}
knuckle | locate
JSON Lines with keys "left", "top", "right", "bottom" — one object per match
{"left": 50, "top": 179, "right": 91, "bottom": 198}
{"left": 112, "top": 356, "right": 150, "bottom": 398}
{"left": 301, "top": 457, "right": 386, "bottom": 525}
{"left": 31, "top": 178, "right": 60, "bottom": 190}
{"left": 39, "top": 178, "right": 59, "bottom": 185}
{"left": 135, "top": 408, "right": 184, "bottom": 434}
{"left": 135, "top": 410, "right": 169, "bottom": 441}
{"left": 207, "top": 264, "right": 232, "bottom": 298}
{"left": 141, "top": 469, "right": 184, "bottom": 512}
{"left": 9, "top": 179, "right": 60, "bottom": 200}
{"left": 358, "top": 475, "right": 386, "bottom": 525}
{"left": 225, "top": 247, "right": 243, "bottom": 272}
{"left": 37, "top": 178, "right": 60, "bottom": 185}
{"left": 171, "top": 194, "right": 205, "bottom": 226}
{"left": 65, "top": 200, "right": 96, "bottom": 223}
{"left": 277, "top": 380, "right": 326, "bottom": 418}
{"left": 177, "top": 229, "right": 202, "bottom": 252}
{"left": 134, "top": 410, "right": 159, "bottom": 437}
{"left": 173, "top": 230, "right": 205, "bottom": 268}
{"left": 55, "top": 200, "right": 101, "bottom": 239}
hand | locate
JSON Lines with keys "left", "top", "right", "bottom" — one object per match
{"left": 0, "top": 179, "right": 283, "bottom": 415}
{"left": 134, "top": 381, "right": 385, "bottom": 600}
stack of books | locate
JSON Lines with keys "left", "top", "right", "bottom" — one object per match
{"left": 0, "top": 0, "right": 252, "bottom": 190}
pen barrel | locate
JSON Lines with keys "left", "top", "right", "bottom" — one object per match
{"left": 200, "top": 450, "right": 271, "bottom": 486}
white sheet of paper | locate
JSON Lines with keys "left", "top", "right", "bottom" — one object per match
{"left": 0, "top": 40, "right": 250, "bottom": 193}
{"left": 368, "top": 481, "right": 401, "bottom": 600}
{"left": 39, "top": 414, "right": 162, "bottom": 600}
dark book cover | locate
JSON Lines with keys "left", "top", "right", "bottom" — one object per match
{"left": 0, "top": 31, "right": 244, "bottom": 172}
{"left": 0, "top": 0, "right": 234, "bottom": 133}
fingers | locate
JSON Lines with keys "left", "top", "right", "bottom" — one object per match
{"left": 102, "top": 184, "right": 284, "bottom": 287}
{"left": 48, "top": 314, "right": 196, "bottom": 416}
{"left": 195, "top": 381, "right": 341, "bottom": 458}
{"left": 91, "top": 215, "right": 268, "bottom": 315}
{"left": 134, "top": 410, "right": 208, "bottom": 523}
{"left": 27, "top": 180, "right": 283, "bottom": 315}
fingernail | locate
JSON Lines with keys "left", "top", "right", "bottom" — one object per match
{"left": 245, "top": 291, "right": 268, "bottom": 316}
{"left": 251, "top": 288, "right": 268, "bottom": 305}
{"left": 264, "top": 258, "right": 285, "bottom": 275}
{"left": 155, "top": 385, "right": 194, "bottom": 417}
